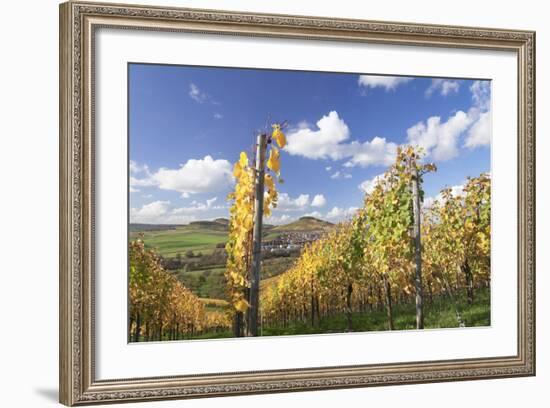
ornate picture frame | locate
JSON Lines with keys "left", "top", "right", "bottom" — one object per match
{"left": 59, "top": 1, "right": 535, "bottom": 405}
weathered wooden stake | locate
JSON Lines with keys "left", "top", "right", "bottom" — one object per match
{"left": 411, "top": 163, "right": 424, "bottom": 329}
{"left": 248, "top": 133, "right": 267, "bottom": 336}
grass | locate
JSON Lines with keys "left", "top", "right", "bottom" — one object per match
{"left": 189, "top": 288, "right": 490, "bottom": 340}
{"left": 262, "top": 288, "right": 490, "bottom": 337}
{"left": 199, "top": 297, "right": 230, "bottom": 313}
{"left": 176, "top": 267, "right": 226, "bottom": 299}
{"left": 131, "top": 227, "right": 227, "bottom": 257}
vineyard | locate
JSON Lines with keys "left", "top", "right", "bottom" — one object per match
{"left": 128, "top": 126, "right": 491, "bottom": 342}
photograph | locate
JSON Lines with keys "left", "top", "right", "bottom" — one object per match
{"left": 127, "top": 64, "right": 492, "bottom": 342}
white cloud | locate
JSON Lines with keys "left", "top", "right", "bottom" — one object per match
{"left": 129, "top": 160, "right": 155, "bottom": 189}
{"left": 130, "top": 198, "right": 227, "bottom": 224}
{"left": 129, "top": 160, "right": 149, "bottom": 175}
{"left": 342, "top": 137, "right": 398, "bottom": 168}
{"left": 325, "top": 166, "right": 332, "bottom": 172}
{"left": 425, "top": 79, "right": 460, "bottom": 97}
{"left": 130, "top": 176, "right": 156, "bottom": 188}
{"left": 303, "top": 211, "right": 323, "bottom": 218}
{"left": 358, "top": 75, "right": 413, "bottom": 91}
{"left": 408, "top": 79, "right": 492, "bottom": 160}
{"left": 265, "top": 214, "right": 293, "bottom": 225}
{"left": 151, "top": 155, "right": 232, "bottom": 196}
{"left": 448, "top": 183, "right": 466, "bottom": 198}
{"left": 358, "top": 173, "right": 385, "bottom": 195}
{"left": 330, "top": 171, "right": 352, "bottom": 179}
{"left": 285, "top": 111, "right": 397, "bottom": 168}
{"left": 130, "top": 157, "right": 233, "bottom": 197}
{"left": 470, "top": 80, "right": 491, "bottom": 111}
{"left": 423, "top": 182, "right": 466, "bottom": 209}
{"left": 407, "top": 110, "right": 473, "bottom": 161}
{"left": 213, "top": 113, "right": 223, "bottom": 120}
{"left": 311, "top": 194, "right": 327, "bottom": 207}
{"left": 325, "top": 206, "right": 359, "bottom": 221}
{"left": 188, "top": 83, "right": 219, "bottom": 105}
{"left": 277, "top": 193, "right": 310, "bottom": 211}
{"left": 465, "top": 111, "right": 491, "bottom": 148}
{"left": 130, "top": 200, "right": 172, "bottom": 224}
{"left": 189, "top": 83, "right": 208, "bottom": 103}
{"left": 285, "top": 111, "right": 350, "bottom": 160}
{"left": 422, "top": 196, "right": 436, "bottom": 209}
{"left": 171, "top": 197, "right": 224, "bottom": 215}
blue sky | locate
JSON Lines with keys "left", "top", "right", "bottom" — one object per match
{"left": 129, "top": 63, "right": 491, "bottom": 225}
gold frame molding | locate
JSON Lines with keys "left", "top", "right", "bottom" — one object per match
{"left": 59, "top": 1, "right": 536, "bottom": 405}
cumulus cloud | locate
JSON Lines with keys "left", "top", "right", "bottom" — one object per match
{"left": 303, "top": 211, "right": 323, "bottom": 218}
{"left": 470, "top": 80, "right": 491, "bottom": 111}
{"left": 465, "top": 111, "right": 491, "bottom": 148}
{"left": 464, "top": 81, "right": 492, "bottom": 148}
{"left": 129, "top": 160, "right": 156, "bottom": 189}
{"left": 285, "top": 111, "right": 397, "bottom": 168}
{"left": 422, "top": 196, "right": 436, "bottom": 209}
{"left": 407, "top": 111, "right": 473, "bottom": 161}
{"left": 265, "top": 214, "right": 293, "bottom": 225}
{"left": 285, "top": 111, "right": 350, "bottom": 160}
{"left": 130, "top": 200, "right": 172, "bottom": 224}
{"left": 425, "top": 79, "right": 460, "bottom": 97}
{"left": 358, "top": 75, "right": 413, "bottom": 91}
{"left": 325, "top": 206, "right": 359, "bottom": 221}
{"left": 277, "top": 193, "right": 310, "bottom": 211}
{"left": 130, "top": 156, "right": 233, "bottom": 198}
{"left": 130, "top": 198, "right": 226, "bottom": 224}
{"left": 342, "top": 137, "right": 398, "bottom": 168}
{"left": 358, "top": 173, "right": 385, "bottom": 195}
{"left": 423, "top": 183, "right": 466, "bottom": 209}
{"left": 130, "top": 176, "right": 156, "bottom": 188}
{"left": 311, "top": 194, "right": 327, "bottom": 207}
{"left": 130, "top": 160, "right": 149, "bottom": 175}
{"left": 171, "top": 197, "right": 225, "bottom": 215}
{"left": 407, "top": 79, "right": 491, "bottom": 160}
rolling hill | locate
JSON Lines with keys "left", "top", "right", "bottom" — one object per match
{"left": 129, "top": 216, "right": 333, "bottom": 258}
{"left": 271, "top": 216, "right": 334, "bottom": 233}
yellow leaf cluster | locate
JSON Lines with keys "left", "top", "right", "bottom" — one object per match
{"left": 271, "top": 124, "right": 287, "bottom": 148}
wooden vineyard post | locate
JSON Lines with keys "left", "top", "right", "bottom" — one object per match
{"left": 411, "top": 163, "right": 424, "bottom": 329}
{"left": 247, "top": 133, "right": 267, "bottom": 336}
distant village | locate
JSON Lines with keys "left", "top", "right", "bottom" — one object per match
{"left": 261, "top": 231, "right": 325, "bottom": 253}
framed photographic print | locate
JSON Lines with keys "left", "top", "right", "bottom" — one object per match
{"left": 59, "top": 1, "right": 536, "bottom": 405}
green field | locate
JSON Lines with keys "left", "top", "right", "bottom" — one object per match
{"left": 131, "top": 227, "right": 227, "bottom": 257}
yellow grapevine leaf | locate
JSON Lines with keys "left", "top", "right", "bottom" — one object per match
{"left": 233, "top": 163, "right": 242, "bottom": 178}
{"left": 267, "top": 147, "right": 280, "bottom": 173}
{"left": 239, "top": 151, "right": 248, "bottom": 168}
{"left": 271, "top": 124, "right": 286, "bottom": 148}
{"left": 234, "top": 298, "right": 249, "bottom": 313}
{"left": 264, "top": 174, "right": 275, "bottom": 191}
